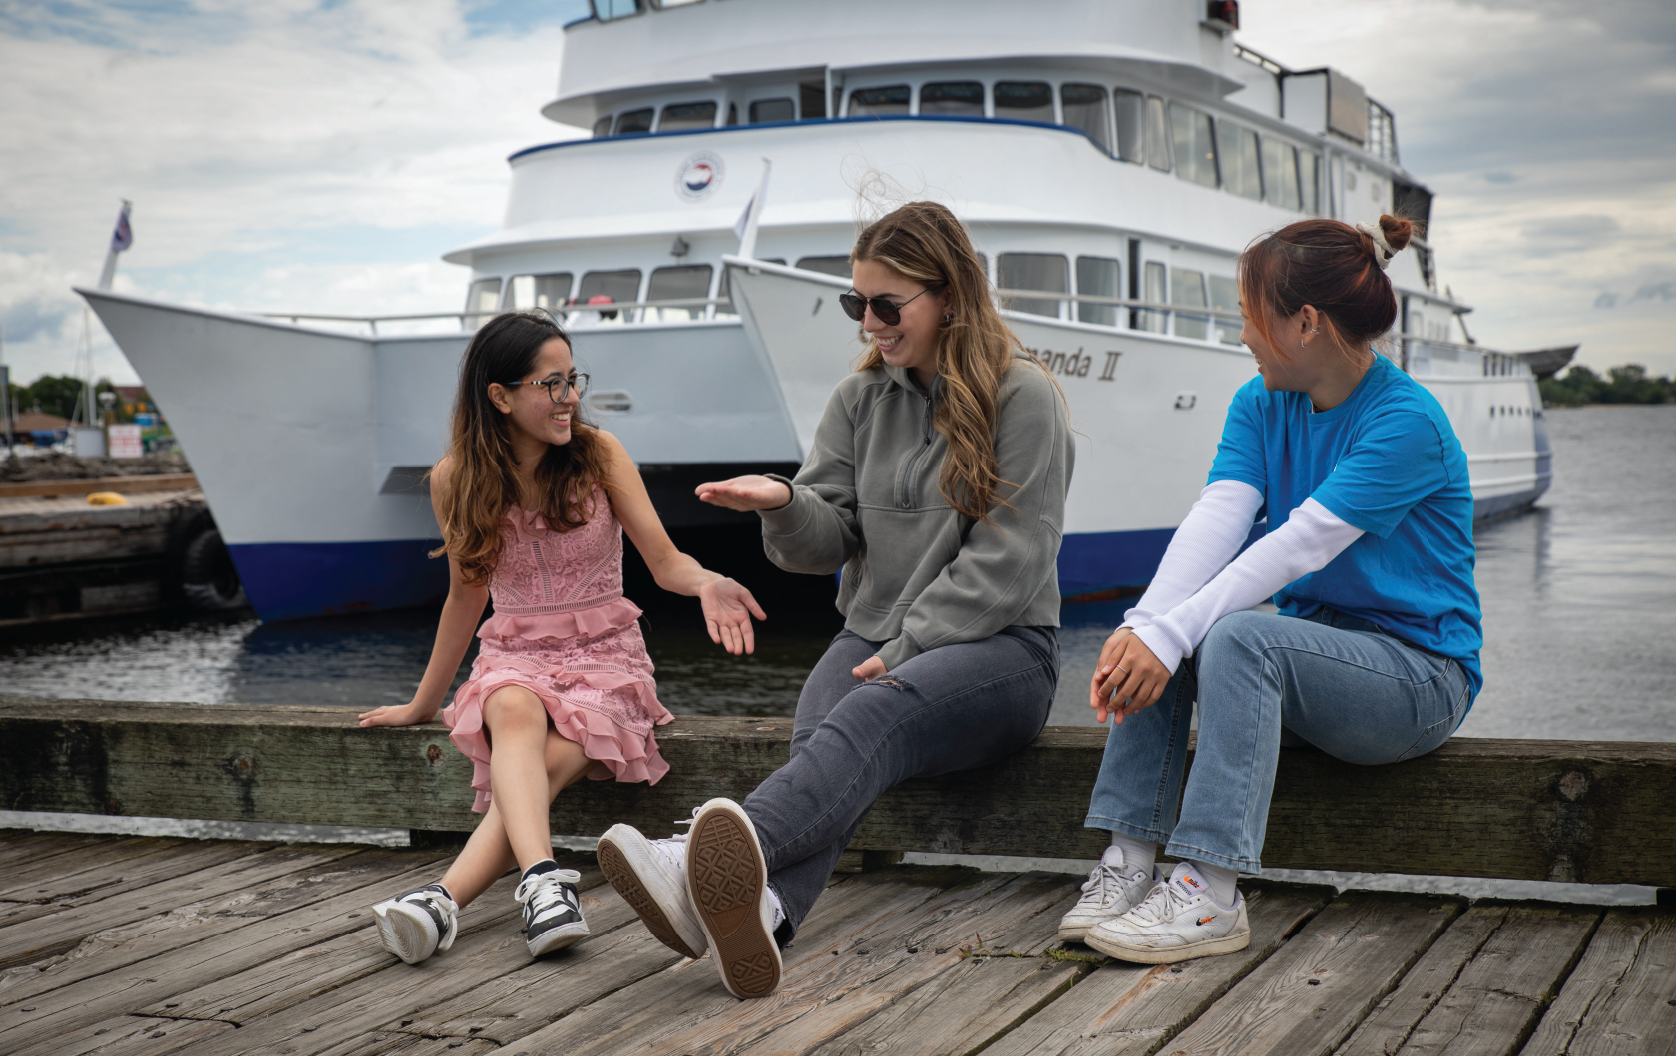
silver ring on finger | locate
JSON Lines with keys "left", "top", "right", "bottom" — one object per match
{"left": 1115, "top": 663, "right": 1130, "bottom": 674}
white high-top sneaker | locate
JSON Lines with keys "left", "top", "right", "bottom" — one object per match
{"left": 597, "top": 822, "right": 708, "bottom": 959}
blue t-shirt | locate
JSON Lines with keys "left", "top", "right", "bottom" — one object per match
{"left": 1208, "top": 355, "right": 1483, "bottom": 701}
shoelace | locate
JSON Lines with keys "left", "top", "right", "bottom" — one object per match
{"left": 1125, "top": 880, "right": 1196, "bottom": 926}
{"left": 1077, "top": 862, "right": 1135, "bottom": 908}
{"left": 515, "top": 869, "right": 581, "bottom": 916}
{"left": 401, "top": 888, "right": 459, "bottom": 951}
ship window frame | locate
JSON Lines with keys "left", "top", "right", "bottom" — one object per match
{"left": 1208, "top": 274, "right": 1241, "bottom": 345}
{"left": 1113, "top": 88, "right": 1145, "bottom": 163}
{"left": 589, "top": 0, "right": 643, "bottom": 21}
{"left": 1146, "top": 96, "right": 1172, "bottom": 172}
{"left": 1141, "top": 261, "right": 1168, "bottom": 332}
{"left": 848, "top": 85, "right": 912, "bottom": 119}
{"left": 1075, "top": 255, "right": 1121, "bottom": 326}
{"left": 993, "top": 80, "right": 1055, "bottom": 124}
{"left": 1216, "top": 120, "right": 1263, "bottom": 200}
{"left": 657, "top": 100, "right": 718, "bottom": 132}
{"left": 505, "top": 273, "right": 575, "bottom": 313}
{"left": 919, "top": 81, "right": 985, "bottom": 117}
{"left": 465, "top": 277, "right": 502, "bottom": 317}
{"left": 1170, "top": 266, "right": 1210, "bottom": 340}
{"left": 749, "top": 98, "right": 795, "bottom": 124}
{"left": 998, "top": 252, "right": 1069, "bottom": 320}
{"left": 573, "top": 268, "right": 644, "bottom": 325}
{"left": 1060, "top": 83, "right": 1111, "bottom": 152}
{"left": 645, "top": 264, "right": 714, "bottom": 322}
{"left": 591, "top": 115, "right": 613, "bottom": 138}
{"left": 1299, "top": 151, "right": 1322, "bottom": 214}
{"left": 613, "top": 108, "right": 654, "bottom": 135}
{"left": 1169, "top": 103, "right": 1219, "bottom": 188}
{"left": 1261, "top": 136, "right": 1302, "bottom": 211}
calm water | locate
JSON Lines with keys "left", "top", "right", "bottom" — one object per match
{"left": 5, "top": 405, "right": 1669, "bottom": 742}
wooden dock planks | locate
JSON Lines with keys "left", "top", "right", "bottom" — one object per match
{"left": 0, "top": 834, "right": 1669, "bottom": 1056}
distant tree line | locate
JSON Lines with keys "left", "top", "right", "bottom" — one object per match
{"left": 1540, "top": 364, "right": 1675, "bottom": 408}
{"left": 5, "top": 375, "right": 143, "bottom": 421}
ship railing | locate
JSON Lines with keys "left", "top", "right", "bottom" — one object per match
{"left": 994, "top": 287, "right": 1244, "bottom": 342}
{"left": 259, "top": 296, "right": 736, "bottom": 335}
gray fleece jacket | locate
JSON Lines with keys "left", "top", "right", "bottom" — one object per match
{"left": 760, "top": 356, "right": 1074, "bottom": 670}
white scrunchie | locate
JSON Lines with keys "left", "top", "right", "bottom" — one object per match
{"left": 1354, "top": 220, "right": 1400, "bottom": 270}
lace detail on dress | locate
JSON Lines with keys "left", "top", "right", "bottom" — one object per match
{"left": 477, "top": 625, "right": 657, "bottom": 729}
{"left": 490, "top": 494, "right": 625, "bottom": 615}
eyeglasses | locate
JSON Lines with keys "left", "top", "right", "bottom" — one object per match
{"left": 518, "top": 373, "right": 590, "bottom": 403}
{"left": 838, "top": 283, "right": 947, "bottom": 326}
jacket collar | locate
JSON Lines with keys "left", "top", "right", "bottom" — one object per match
{"left": 882, "top": 362, "right": 941, "bottom": 399}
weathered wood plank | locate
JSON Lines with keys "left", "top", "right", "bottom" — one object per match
{"left": 28, "top": 1013, "right": 235, "bottom": 1056}
{"left": 0, "top": 474, "right": 198, "bottom": 499}
{"left": 1353, "top": 901, "right": 1602, "bottom": 1056}
{"left": 796, "top": 874, "right": 1089, "bottom": 1056}
{"left": 0, "top": 848, "right": 451, "bottom": 1008}
{"left": 0, "top": 836, "right": 200, "bottom": 902}
{"left": 321, "top": 1034, "right": 500, "bottom": 1056}
{"left": 1160, "top": 891, "right": 1467, "bottom": 1056}
{"left": 500, "top": 867, "right": 973, "bottom": 1056}
{"left": 1518, "top": 907, "right": 1673, "bottom": 1056}
{"left": 979, "top": 882, "right": 1337, "bottom": 1056}
{"left": 0, "top": 831, "right": 126, "bottom": 872}
{"left": 0, "top": 852, "right": 461, "bottom": 1054}
{"left": 3, "top": 697, "right": 1669, "bottom": 885}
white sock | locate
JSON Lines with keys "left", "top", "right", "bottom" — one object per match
{"left": 1177, "top": 860, "right": 1239, "bottom": 907}
{"left": 1104, "top": 832, "right": 1156, "bottom": 875}
{"left": 766, "top": 885, "right": 785, "bottom": 930}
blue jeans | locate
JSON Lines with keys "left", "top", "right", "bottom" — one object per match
{"left": 1084, "top": 608, "right": 1471, "bottom": 874}
{"left": 743, "top": 626, "right": 1059, "bottom": 941}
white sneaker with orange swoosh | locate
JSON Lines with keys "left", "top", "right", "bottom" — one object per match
{"left": 1084, "top": 862, "right": 1249, "bottom": 964}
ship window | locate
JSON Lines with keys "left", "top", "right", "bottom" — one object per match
{"left": 646, "top": 265, "right": 713, "bottom": 322}
{"left": 1208, "top": 275, "right": 1241, "bottom": 345}
{"left": 796, "top": 256, "right": 852, "bottom": 279}
{"left": 1061, "top": 84, "right": 1110, "bottom": 151}
{"left": 998, "top": 253, "right": 1068, "bottom": 318}
{"left": 1113, "top": 89, "right": 1144, "bottom": 163}
{"left": 994, "top": 81, "right": 1053, "bottom": 123}
{"left": 659, "top": 101, "right": 716, "bottom": 132}
{"left": 614, "top": 108, "right": 654, "bottom": 135}
{"left": 1299, "top": 152, "right": 1322, "bottom": 214}
{"left": 1146, "top": 96, "right": 1171, "bottom": 172}
{"left": 1075, "top": 256, "right": 1120, "bottom": 326}
{"left": 653, "top": 0, "right": 702, "bottom": 7}
{"left": 573, "top": 269, "right": 642, "bottom": 323}
{"left": 1142, "top": 261, "right": 1168, "bottom": 332}
{"left": 465, "top": 278, "right": 501, "bottom": 317}
{"left": 1216, "top": 122, "right": 1262, "bottom": 200}
{"left": 1170, "top": 267, "right": 1208, "bottom": 340}
{"left": 590, "top": 0, "right": 642, "bottom": 19}
{"left": 1169, "top": 104, "right": 1218, "bottom": 188}
{"left": 592, "top": 116, "right": 613, "bottom": 138}
{"left": 799, "top": 83, "right": 826, "bottom": 119}
{"left": 1262, "top": 137, "right": 1301, "bottom": 210}
{"left": 920, "top": 81, "right": 984, "bottom": 116}
{"left": 749, "top": 98, "right": 795, "bottom": 124}
{"left": 849, "top": 86, "right": 910, "bottom": 118}
{"left": 726, "top": 103, "right": 737, "bottom": 126}
{"left": 507, "top": 273, "right": 574, "bottom": 312}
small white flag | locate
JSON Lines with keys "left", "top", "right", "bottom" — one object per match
{"left": 733, "top": 194, "right": 755, "bottom": 242}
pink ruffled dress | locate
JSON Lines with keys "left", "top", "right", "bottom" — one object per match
{"left": 440, "top": 491, "right": 671, "bottom": 813}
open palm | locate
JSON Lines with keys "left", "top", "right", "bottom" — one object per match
{"left": 698, "top": 577, "right": 768, "bottom": 655}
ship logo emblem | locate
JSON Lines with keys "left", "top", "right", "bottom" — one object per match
{"left": 675, "top": 151, "right": 725, "bottom": 202}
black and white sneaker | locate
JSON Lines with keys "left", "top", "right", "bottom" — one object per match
{"left": 515, "top": 867, "right": 590, "bottom": 956}
{"left": 372, "top": 883, "right": 459, "bottom": 965}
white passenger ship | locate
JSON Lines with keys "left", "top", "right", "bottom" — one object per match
{"left": 78, "top": 0, "right": 1552, "bottom": 620}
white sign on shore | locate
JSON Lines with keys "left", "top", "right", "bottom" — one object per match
{"left": 108, "top": 424, "right": 143, "bottom": 458}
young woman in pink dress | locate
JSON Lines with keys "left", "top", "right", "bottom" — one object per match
{"left": 356, "top": 311, "right": 765, "bottom": 964}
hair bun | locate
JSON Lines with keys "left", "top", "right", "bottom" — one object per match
{"left": 1377, "top": 214, "right": 1414, "bottom": 252}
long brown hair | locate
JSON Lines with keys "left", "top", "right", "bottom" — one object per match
{"left": 1238, "top": 213, "right": 1416, "bottom": 362}
{"left": 852, "top": 201, "right": 1051, "bottom": 522}
{"left": 430, "top": 311, "right": 612, "bottom": 585}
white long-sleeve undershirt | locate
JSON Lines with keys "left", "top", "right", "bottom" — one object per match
{"left": 1126, "top": 491, "right": 1366, "bottom": 675}
{"left": 1122, "top": 480, "right": 1267, "bottom": 632}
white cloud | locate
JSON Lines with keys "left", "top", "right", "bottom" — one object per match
{"left": 0, "top": 0, "right": 587, "bottom": 385}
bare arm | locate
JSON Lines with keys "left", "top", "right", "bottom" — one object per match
{"left": 359, "top": 457, "right": 488, "bottom": 727}
{"left": 602, "top": 432, "right": 766, "bottom": 655}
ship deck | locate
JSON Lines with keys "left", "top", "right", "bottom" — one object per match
{"left": 1, "top": 832, "right": 1669, "bottom": 1056}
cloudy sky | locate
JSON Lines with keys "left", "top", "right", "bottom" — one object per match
{"left": 1, "top": 0, "right": 1671, "bottom": 388}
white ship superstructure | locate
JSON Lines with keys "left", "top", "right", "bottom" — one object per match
{"left": 80, "top": 0, "right": 1550, "bottom": 620}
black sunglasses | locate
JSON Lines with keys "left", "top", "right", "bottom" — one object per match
{"left": 838, "top": 283, "right": 947, "bottom": 326}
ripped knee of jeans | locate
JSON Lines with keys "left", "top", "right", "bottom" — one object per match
{"left": 867, "top": 675, "right": 912, "bottom": 691}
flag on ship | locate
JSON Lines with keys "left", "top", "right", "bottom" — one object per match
{"left": 110, "top": 201, "right": 133, "bottom": 252}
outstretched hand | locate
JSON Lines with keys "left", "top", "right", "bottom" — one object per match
{"left": 1089, "top": 627, "right": 1171, "bottom": 724}
{"left": 695, "top": 475, "right": 794, "bottom": 512}
{"left": 698, "top": 577, "right": 767, "bottom": 655}
{"left": 357, "top": 700, "right": 437, "bottom": 728}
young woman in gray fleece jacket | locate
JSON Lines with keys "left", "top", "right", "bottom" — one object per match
{"left": 596, "top": 201, "right": 1075, "bottom": 999}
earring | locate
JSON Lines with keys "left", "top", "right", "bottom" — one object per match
{"left": 943, "top": 312, "right": 954, "bottom": 322}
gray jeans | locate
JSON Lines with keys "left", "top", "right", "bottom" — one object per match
{"left": 742, "top": 626, "right": 1059, "bottom": 943}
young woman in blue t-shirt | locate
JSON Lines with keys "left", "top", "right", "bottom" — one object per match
{"left": 1062, "top": 213, "right": 1481, "bottom": 964}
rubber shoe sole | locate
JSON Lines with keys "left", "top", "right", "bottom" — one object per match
{"left": 686, "top": 799, "right": 781, "bottom": 999}
{"left": 373, "top": 902, "right": 438, "bottom": 965}
{"left": 527, "top": 917, "right": 590, "bottom": 957}
{"left": 598, "top": 825, "right": 706, "bottom": 960}
{"left": 1084, "top": 924, "right": 1251, "bottom": 964}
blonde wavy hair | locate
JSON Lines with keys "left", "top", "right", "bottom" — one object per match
{"left": 430, "top": 312, "right": 612, "bottom": 585}
{"left": 852, "top": 201, "right": 1054, "bottom": 523}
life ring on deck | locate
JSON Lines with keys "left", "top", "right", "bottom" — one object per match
{"left": 180, "top": 527, "right": 249, "bottom": 611}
